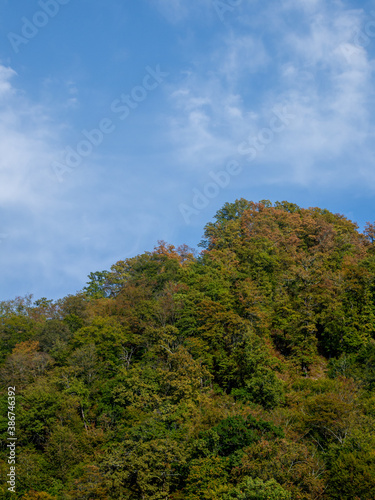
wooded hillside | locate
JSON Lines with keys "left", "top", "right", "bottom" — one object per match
{"left": 1, "top": 199, "right": 375, "bottom": 499}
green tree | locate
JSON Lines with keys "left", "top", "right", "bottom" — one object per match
{"left": 223, "top": 476, "right": 291, "bottom": 500}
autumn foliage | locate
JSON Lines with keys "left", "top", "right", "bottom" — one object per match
{"left": 1, "top": 199, "right": 375, "bottom": 499}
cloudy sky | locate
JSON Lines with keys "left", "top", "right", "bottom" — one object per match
{"left": 0, "top": 0, "right": 374, "bottom": 300}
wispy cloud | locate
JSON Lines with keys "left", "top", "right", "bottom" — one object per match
{"left": 162, "top": 32, "right": 270, "bottom": 170}
{"left": 0, "top": 65, "right": 60, "bottom": 209}
{"left": 162, "top": 2, "right": 375, "bottom": 190}
{"left": 0, "top": 61, "right": 161, "bottom": 299}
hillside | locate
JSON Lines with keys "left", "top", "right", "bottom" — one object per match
{"left": 1, "top": 199, "right": 375, "bottom": 499}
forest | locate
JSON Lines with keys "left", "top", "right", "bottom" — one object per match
{"left": 1, "top": 199, "right": 375, "bottom": 499}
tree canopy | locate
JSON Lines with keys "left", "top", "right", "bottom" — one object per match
{"left": 1, "top": 199, "right": 375, "bottom": 499}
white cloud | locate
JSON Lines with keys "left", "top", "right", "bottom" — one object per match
{"left": 166, "top": 76, "right": 250, "bottom": 169}
{"left": 0, "top": 66, "right": 61, "bottom": 209}
{"left": 163, "top": 33, "right": 270, "bottom": 169}
{"left": 0, "top": 64, "right": 162, "bottom": 299}
{"left": 0, "top": 65, "right": 16, "bottom": 98}
{"left": 163, "top": 2, "right": 375, "bottom": 189}
{"left": 0, "top": 64, "right": 109, "bottom": 298}
{"left": 269, "top": 6, "right": 374, "bottom": 182}
{"left": 215, "top": 34, "right": 270, "bottom": 90}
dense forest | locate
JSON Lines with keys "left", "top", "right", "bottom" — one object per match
{"left": 1, "top": 199, "right": 375, "bottom": 499}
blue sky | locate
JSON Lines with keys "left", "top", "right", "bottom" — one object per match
{"left": 0, "top": 0, "right": 375, "bottom": 301}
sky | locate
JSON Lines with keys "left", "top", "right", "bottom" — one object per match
{"left": 0, "top": 0, "right": 375, "bottom": 301}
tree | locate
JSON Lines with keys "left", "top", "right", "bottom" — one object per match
{"left": 83, "top": 270, "right": 112, "bottom": 299}
{"left": 223, "top": 476, "right": 291, "bottom": 500}
{"left": 0, "top": 341, "right": 53, "bottom": 388}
